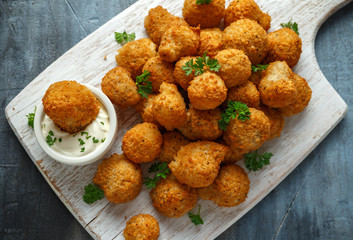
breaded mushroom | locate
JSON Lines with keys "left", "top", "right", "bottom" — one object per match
{"left": 259, "top": 61, "right": 298, "bottom": 108}
{"left": 248, "top": 70, "right": 262, "bottom": 87}
{"left": 224, "top": 0, "right": 271, "bottom": 31}
{"left": 93, "top": 154, "right": 142, "bottom": 204}
{"left": 122, "top": 123, "right": 162, "bottom": 163}
{"left": 152, "top": 83, "right": 187, "bottom": 130}
{"left": 280, "top": 73, "right": 312, "bottom": 116}
{"left": 142, "top": 56, "right": 175, "bottom": 92}
{"left": 223, "top": 108, "right": 270, "bottom": 154}
{"left": 159, "top": 26, "right": 199, "bottom": 62}
{"left": 169, "top": 141, "right": 229, "bottom": 188}
{"left": 214, "top": 49, "right": 252, "bottom": 88}
{"left": 218, "top": 140, "right": 244, "bottom": 164}
{"left": 42, "top": 81, "right": 100, "bottom": 134}
{"left": 198, "top": 28, "right": 223, "bottom": 57}
{"left": 188, "top": 72, "right": 227, "bottom": 110}
{"left": 197, "top": 164, "right": 250, "bottom": 207}
{"left": 150, "top": 174, "right": 197, "bottom": 217}
{"left": 226, "top": 81, "right": 260, "bottom": 108}
{"left": 159, "top": 131, "right": 191, "bottom": 163}
{"left": 101, "top": 67, "right": 140, "bottom": 108}
{"left": 134, "top": 94, "right": 160, "bottom": 126}
{"left": 115, "top": 38, "right": 158, "bottom": 79}
{"left": 182, "top": 0, "right": 225, "bottom": 28}
{"left": 174, "top": 56, "right": 198, "bottom": 90}
{"left": 123, "top": 214, "right": 159, "bottom": 240}
{"left": 264, "top": 28, "right": 302, "bottom": 68}
{"left": 223, "top": 19, "right": 268, "bottom": 65}
{"left": 144, "top": 6, "right": 189, "bottom": 46}
{"left": 178, "top": 106, "right": 223, "bottom": 141}
{"left": 260, "top": 104, "right": 285, "bottom": 140}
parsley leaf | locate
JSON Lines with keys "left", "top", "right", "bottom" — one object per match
{"left": 245, "top": 151, "right": 273, "bottom": 171}
{"left": 46, "top": 135, "right": 57, "bottom": 146}
{"left": 196, "top": 0, "right": 212, "bottom": 5}
{"left": 182, "top": 52, "right": 221, "bottom": 76}
{"left": 281, "top": 20, "right": 299, "bottom": 35}
{"left": 80, "top": 147, "right": 85, "bottom": 152}
{"left": 26, "top": 106, "right": 36, "bottom": 128}
{"left": 143, "top": 162, "right": 170, "bottom": 189}
{"left": 136, "top": 70, "right": 153, "bottom": 98}
{"left": 92, "top": 137, "right": 99, "bottom": 143}
{"left": 218, "top": 101, "right": 251, "bottom": 130}
{"left": 251, "top": 64, "right": 268, "bottom": 73}
{"left": 83, "top": 184, "right": 104, "bottom": 204}
{"left": 114, "top": 31, "right": 136, "bottom": 44}
{"left": 188, "top": 205, "right": 204, "bottom": 225}
{"left": 78, "top": 138, "right": 85, "bottom": 145}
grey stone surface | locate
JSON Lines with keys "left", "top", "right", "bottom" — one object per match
{"left": 0, "top": 1, "right": 352, "bottom": 239}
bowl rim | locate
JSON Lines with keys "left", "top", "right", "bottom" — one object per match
{"left": 33, "top": 84, "right": 118, "bottom": 166}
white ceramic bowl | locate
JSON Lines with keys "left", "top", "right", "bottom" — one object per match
{"left": 34, "top": 84, "right": 118, "bottom": 166}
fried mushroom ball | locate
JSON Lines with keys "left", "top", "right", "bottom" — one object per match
{"left": 152, "top": 83, "right": 187, "bottom": 130}
{"left": 159, "top": 131, "right": 191, "bottom": 163}
{"left": 214, "top": 49, "right": 252, "bottom": 88}
{"left": 182, "top": 0, "right": 225, "bottom": 28}
{"left": 178, "top": 106, "right": 223, "bottom": 141}
{"left": 197, "top": 164, "right": 250, "bottom": 207}
{"left": 101, "top": 67, "right": 140, "bottom": 108}
{"left": 174, "top": 56, "right": 198, "bottom": 90}
{"left": 188, "top": 72, "right": 227, "bottom": 110}
{"left": 264, "top": 28, "right": 302, "bottom": 68}
{"left": 169, "top": 141, "right": 229, "bottom": 188}
{"left": 226, "top": 81, "right": 260, "bottom": 108}
{"left": 198, "top": 28, "right": 223, "bottom": 57}
{"left": 42, "top": 81, "right": 100, "bottom": 134}
{"left": 142, "top": 56, "right": 175, "bottom": 92}
{"left": 144, "top": 6, "right": 189, "bottom": 46}
{"left": 134, "top": 94, "right": 160, "bottom": 126}
{"left": 159, "top": 26, "right": 199, "bottom": 62}
{"left": 248, "top": 70, "right": 262, "bottom": 87}
{"left": 122, "top": 122, "right": 162, "bottom": 163}
{"left": 115, "top": 38, "right": 158, "bottom": 79}
{"left": 93, "top": 154, "right": 142, "bottom": 203}
{"left": 217, "top": 140, "right": 244, "bottom": 164}
{"left": 123, "top": 214, "right": 159, "bottom": 240}
{"left": 150, "top": 174, "right": 197, "bottom": 217}
{"left": 260, "top": 104, "right": 285, "bottom": 140}
{"left": 224, "top": 0, "right": 271, "bottom": 31}
{"left": 223, "top": 19, "right": 268, "bottom": 65}
{"left": 223, "top": 108, "right": 270, "bottom": 154}
{"left": 259, "top": 61, "right": 298, "bottom": 108}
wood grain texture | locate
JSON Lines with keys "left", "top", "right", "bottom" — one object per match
{"left": 2, "top": 0, "right": 352, "bottom": 239}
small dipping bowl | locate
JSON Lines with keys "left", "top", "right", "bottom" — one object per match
{"left": 34, "top": 84, "right": 118, "bottom": 166}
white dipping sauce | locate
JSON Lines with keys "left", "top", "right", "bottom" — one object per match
{"left": 41, "top": 105, "right": 110, "bottom": 157}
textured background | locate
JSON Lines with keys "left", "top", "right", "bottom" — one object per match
{"left": 1, "top": 1, "right": 352, "bottom": 239}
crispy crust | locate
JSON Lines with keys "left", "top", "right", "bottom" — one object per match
{"left": 174, "top": 56, "right": 198, "bottom": 90}
{"left": 123, "top": 214, "right": 160, "bottom": 240}
{"left": 159, "top": 131, "right": 191, "bottom": 163}
{"left": 226, "top": 81, "right": 260, "bottom": 108}
{"left": 198, "top": 28, "right": 223, "bottom": 57}
{"left": 134, "top": 94, "right": 161, "bottom": 127}
{"left": 259, "top": 104, "right": 285, "bottom": 140}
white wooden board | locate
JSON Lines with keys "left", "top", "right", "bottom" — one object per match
{"left": 5, "top": 0, "right": 350, "bottom": 239}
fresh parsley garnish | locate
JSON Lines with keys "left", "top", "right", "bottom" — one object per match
{"left": 281, "top": 20, "right": 299, "bottom": 35}
{"left": 245, "top": 151, "right": 273, "bottom": 171}
{"left": 100, "top": 121, "right": 104, "bottom": 125}
{"left": 81, "top": 147, "right": 85, "bottom": 152}
{"left": 101, "top": 138, "right": 106, "bottom": 143}
{"left": 48, "top": 130, "right": 54, "bottom": 136}
{"left": 86, "top": 135, "right": 92, "bottom": 140}
{"left": 196, "top": 0, "right": 212, "bottom": 5}
{"left": 92, "top": 137, "right": 99, "bottom": 143}
{"left": 114, "top": 31, "right": 136, "bottom": 44}
{"left": 251, "top": 64, "right": 268, "bottom": 73}
{"left": 143, "top": 162, "right": 170, "bottom": 189}
{"left": 58, "top": 138, "right": 62, "bottom": 143}
{"left": 136, "top": 70, "right": 153, "bottom": 98}
{"left": 219, "top": 101, "right": 251, "bottom": 130}
{"left": 78, "top": 138, "right": 85, "bottom": 145}
{"left": 26, "top": 106, "right": 36, "bottom": 128}
{"left": 81, "top": 132, "right": 88, "bottom": 136}
{"left": 182, "top": 52, "right": 221, "bottom": 76}
{"left": 83, "top": 184, "right": 104, "bottom": 204}
{"left": 46, "top": 135, "right": 57, "bottom": 147}
{"left": 73, "top": 133, "right": 77, "bottom": 137}
{"left": 188, "top": 205, "right": 204, "bottom": 226}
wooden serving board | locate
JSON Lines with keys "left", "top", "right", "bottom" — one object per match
{"left": 5, "top": 0, "right": 350, "bottom": 239}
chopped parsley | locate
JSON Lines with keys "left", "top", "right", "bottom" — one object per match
{"left": 46, "top": 135, "right": 57, "bottom": 147}
{"left": 78, "top": 138, "right": 85, "bottom": 145}
{"left": 92, "top": 137, "right": 99, "bottom": 143}
{"left": 196, "top": 0, "right": 212, "bottom": 5}
{"left": 58, "top": 138, "right": 62, "bottom": 143}
{"left": 80, "top": 147, "right": 85, "bottom": 152}
{"left": 100, "top": 121, "right": 104, "bottom": 125}
{"left": 26, "top": 106, "right": 36, "bottom": 128}
{"left": 101, "top": 138, "right": 106, "bottom": 143}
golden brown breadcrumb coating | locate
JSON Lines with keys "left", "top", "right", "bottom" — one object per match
{"left": 217, "top": 139, "right": 244, "bottom": 164}
{"left": 188, "top": 72, "right": 227, "bottom": 110}
{"left": 42, "top": 80, "right": 100, "bottom": 134}
{"left": 224, "top": 0, "right": 271, "bottom": 31}
{"left": 223, "top": 19, "right": 268, "bottom": 65}
{"left": 101, "top": 67, "right": 140, "bottom": 108}
{"left": 93, "top": 154, "right": 142, "bottom": 204}
{"left": 134, "top": 94, "right": 161, "bottom": 127}
{"left": 223, "top": 108, "right": 270, "bottom": 154}
{"left": 142, "top": 56, "right": 175, "bottom": 92}
{"left": 182, "top": 0, "right": 225, "bottom": 28}
{"left": 264, "top": 28, "right": 302, "bottom": 68}
{"left": 122, "top": 123, "right": 162, "bottom": 163}
{"left": 174, "top": 56, "right": 198, "bottom": 90}
{"left": 159, "top": 131, "right": 191, "bottom": 163}
{"left": 248, "top": 70, "right": 262, "bottom": 87}
{"left": 152, "top": 83, "right": 187, "bottom": 130}
{"left": 198, "top": 28, "right": 223, "bottom": 57}
{"left": 123, "top": 214, "right": 159, "bottom": 240}
{"left": 259, "top": 61, "right": 298, "bottom": 108}
{"left": 144, "top": 6, "right": 189, "bottom": 46}
{"left": 159, "top": 26, "right": 199, "bottom": 62}
{"left": 226, "top": 81, "right": 260, "bottom": 108}
{"left": 169, "top": 141, "right": 228, "bottom": 188}
{"left": 115, "top": 38, "right": 158, "bottom": 79}
{"left": 178, "top": 106, "right": 223, "bottom": 141}
{"left": 150, "top": 174, "right": 197, "bottom": 217}
{"left": 197, "top": 164, "right": 250, "bottom": 207}
{"left": 259, "top": 104, "right": 285, "bottom": 140}
{"left": 214, "top": 49, "right": 252, "bottom": 88}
